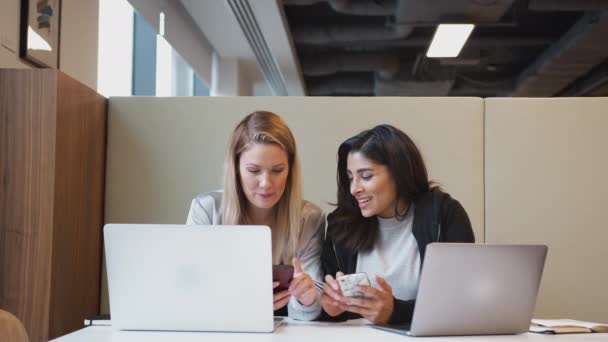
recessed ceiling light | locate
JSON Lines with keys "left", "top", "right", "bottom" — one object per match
{"left": 427, "top": 24, "right": 475, "bottom": 58}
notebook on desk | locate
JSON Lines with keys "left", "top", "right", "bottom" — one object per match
{"left": 374, "top": 243, "right": 547, "bottom": 337}
{"left": 104, "top": 224, "right": 282, "bottom": 333}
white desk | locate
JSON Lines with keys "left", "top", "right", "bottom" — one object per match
{"left": 51, "top": 320, "right": 607, "bottom": 342}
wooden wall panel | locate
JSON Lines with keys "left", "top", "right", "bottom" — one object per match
{"left": 47, "top": 73, "right": 106, "bottom": 339}
{"left": 0, "top": 69, "right": 106, "bottom": 342}
{"left": 1, "top": 69, "right": 57, "bottom": 342}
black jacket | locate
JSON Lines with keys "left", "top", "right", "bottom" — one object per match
{"left": 320, "top": 188, "right": 475, "bottom": 323}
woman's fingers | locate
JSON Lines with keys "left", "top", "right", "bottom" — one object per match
{"left": 320, "top": 293, "right": 344, "bottom": 317}
{"left": 273, "top": 289, "right": 290, "bottom": 302}
{"left": 273, "top": 288, "right": 291, "bottom": 310}
{"left": 356, "top": 285, "right": 380, "bottom": 299}
{"left": 324, "top": 274, "right": 341, "bottom": 292}
{"left": 273, "top": 295, "right": 291, "bottom": 311}
{"left": 339, "top": 303, "right": 373, "bottom": 317}
{"left": 292, "top": 257, "right": 303, "bottom": 274}
{"left": 289, "top": 273, "right": 317, "bottom": 306}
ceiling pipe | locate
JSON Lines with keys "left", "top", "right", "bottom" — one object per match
{"left": 528, "top": 0, "right": 608, "bottom": 11}
{"left": 292, "top": 23, "right": 412, "bottom": 44}
{"left": 283, "top": 0, "right": 397, "bottom": 16}
{"left": 286, "top": 0, "right": 412, "bottom": 43}
{"left": 300, "top": 53, "right": 399, "bottom": 79}
{"left": 308, "top": 74, "right": 374, "bottom": 95}
{"left": 375, "top": 79, "right": 455, "bottom": 96}
{"left": 299, "top": 35, "right": 554, "bottom": 50}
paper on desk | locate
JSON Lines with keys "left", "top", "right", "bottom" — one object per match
{"left": 532, "top": 319, "right": 608, "bottom": 329}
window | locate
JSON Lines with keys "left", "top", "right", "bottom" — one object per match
{"left": 98, "top": 2, "right": 209, "bottom": 97}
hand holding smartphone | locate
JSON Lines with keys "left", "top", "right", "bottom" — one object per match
{"left": 337, "top": 272, "right": 371, "bottom": 298}
{"left": 272, "top": 264, "right": 294, "bottom": 293}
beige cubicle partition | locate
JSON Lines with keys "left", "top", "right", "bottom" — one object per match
{"left": 485, "top": 98, "right": 608, "bottom": 322}
{"left": 101, "top": 97, "right": 485, "bottom": 313}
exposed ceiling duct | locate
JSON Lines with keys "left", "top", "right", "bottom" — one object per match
{"left": 375, "top": 79, "right": 454, "bottom": 96}
{"left": 395, "top": 0, "right": 516, "bottom": 24}
{"left": 510, "top": 11, "right": 608, "bottom": 96}
{"left": 307, "top": 73, "right": 455, "bottom": 96}
{"left": 300, "top": 52, "right": 399, "bottom": 79}
{"left": 292, "top": 23, "right": 413, "bottom": 44}
{"left": 288, "top": 0, "right": 412, "bottom": 44}
{"left": 286, "top": 0, "right": 520, "bottom": 96}
{"left": 308, "top": 74, "right": 374, "bottom": 95}
{"left": 284, "top": 0, "right": 396, "bottom": 15}
{"left": 175, "top": 0, "right": 608, "bottom": 97}
{"left": 334, "top": 35, "right": 554, "bottom": 49}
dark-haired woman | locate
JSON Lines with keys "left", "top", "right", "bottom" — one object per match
{"left": 319, "top": 124, "right": 475, "bottom": 324}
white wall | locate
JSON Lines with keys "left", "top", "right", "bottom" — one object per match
{"left": 0, "top": 0, "right": 29, "bottom": 68}
{"left": 60, "top": 0, "right": 99, "bottom": 90}
{"left": 211, "top": 54, "right": 253, "bottom": 96}
{"left": 0, "top": 0, "right": 99, "bottom": 90}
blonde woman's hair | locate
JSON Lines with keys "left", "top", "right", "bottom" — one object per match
{"left": 221, "top": 111, "right": 303, "bottom": 264}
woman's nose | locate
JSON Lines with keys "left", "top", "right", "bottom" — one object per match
{"left": 259, "top": 173, "right": 272, "bottom": 188}
{"left": 350, "top": 179, "right": 361, "bottom": 196}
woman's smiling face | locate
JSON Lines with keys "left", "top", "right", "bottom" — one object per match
{"left": 347, "top": 152, "right": 401, "bottom": 218}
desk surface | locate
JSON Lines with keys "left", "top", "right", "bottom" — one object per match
{"left": 51, "top": 320, "right": 607, "bottom": 342}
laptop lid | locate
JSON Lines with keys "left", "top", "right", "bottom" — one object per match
{"left": 104, "top": 224, "right": 275, "bottom": 333}
{"left": 374, "top": 243, "right": 547, "bottom": 337}
{"left": 408, "top": 243, "right": 547, "bottom": 336}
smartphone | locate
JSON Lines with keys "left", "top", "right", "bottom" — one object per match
{"left": 337, "top": 272, "right": 371, "bottom": 298}
{"left": 272, "top": 264, "right": 294, "bottom": 293}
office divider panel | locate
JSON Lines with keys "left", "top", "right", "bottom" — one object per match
{"left": 102, "top": 96, "right": 485, "bottom": 314}
{"left": 485, "top": 98, "right": 608, "bottom": 322}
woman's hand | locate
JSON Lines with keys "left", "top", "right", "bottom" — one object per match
{"left": 320, "top": 272, "right": 346, "bottom": 317}
{"left": 273, "top": 282, "right": 291, "bottom": 311}
{"left": 339, "top": 275, "right": 394, "bottom": 324}
{"left": 288, "top": 258, "right": 318, "bottom": 307}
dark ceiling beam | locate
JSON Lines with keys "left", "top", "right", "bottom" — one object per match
{"left": 558, "top": 63, "right": 608, "bottom": 96}
{"left": 294, "top": 34, "right": 554, "bottom": 48}
{"left": 510, "top": 11, "right": 608, "bottom": 97}
{"left": 529, "top": 0, "right": 608, "bottom": 11}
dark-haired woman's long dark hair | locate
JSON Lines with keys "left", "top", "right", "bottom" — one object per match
{"left": 330, "top": 124, "right": 432, "bottom": 253}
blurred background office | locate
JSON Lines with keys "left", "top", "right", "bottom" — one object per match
{"left": 2, "top": 1, "right": 608, "bottom": 342}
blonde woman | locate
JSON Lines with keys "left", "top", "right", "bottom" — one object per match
{"left": 186, "top": 111, "right": 325, "bottom": 320}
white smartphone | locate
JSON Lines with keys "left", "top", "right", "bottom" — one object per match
{"left": 337, "top": 272, "right": 371, "bottom": 298}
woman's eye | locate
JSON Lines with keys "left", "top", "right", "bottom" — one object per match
{"left": 272, "top": 168, "right": 285, "bottom": 174}
{"left": 247, "top": 169, "right": 260, "bottom": 174}
{"left": 362, "top": 174, "right": 373, "bottom": 181}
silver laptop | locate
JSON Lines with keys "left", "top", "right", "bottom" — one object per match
{"left": 104, "top": 224, "right": 281, "bottom": 333}
{"left": 374, "top": 243, "right": 547, "bottom": 337}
